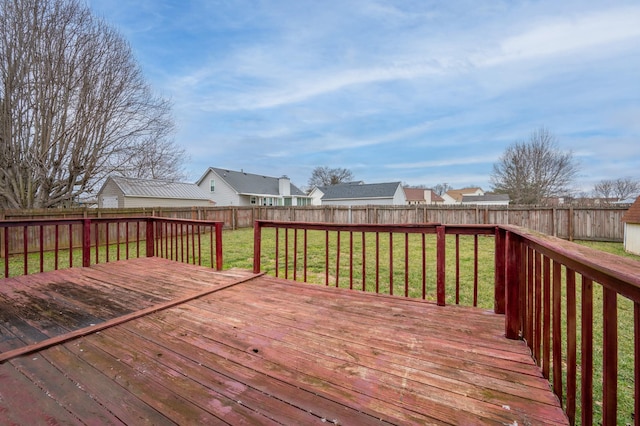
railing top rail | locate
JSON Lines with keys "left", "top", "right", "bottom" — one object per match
{"left": 0, "top": 217, "right": 224, "bottom": 227}
{"left": 502, "top": 224, "right": 640, "bottom": 302}
{"left": 255, "top": 220, "right": 442, "bottom": 233}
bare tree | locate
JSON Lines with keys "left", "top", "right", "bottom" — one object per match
{"left": 490, "top": 127, "right": 578, "bottom": 205}
{"left": 0, "top": 0, "right": 180, "bottom": 208}
{"left": 592, "top": 179, "right": 615, "bottom": 201}
{"left": 432, "top": 183, "right": 452, "bottom": 196}
{"left": 308, "top": 166, "right": 354, "bottom": 188}
{"left": 593, "top": 178, "right": 640, "bottom": 202}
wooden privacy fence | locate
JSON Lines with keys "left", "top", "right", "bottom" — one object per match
{"left": 1, "top": 204, "right": 630, "bottom": 248}
{"left": 253, "top": 220, "right": 640, "bottom": 425}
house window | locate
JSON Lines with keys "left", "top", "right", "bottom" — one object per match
{"left": 209, "top": 179, "right": 215, "bottom": 192}
{"left": 284, "top": 197, "right": 292, "bottom": 206}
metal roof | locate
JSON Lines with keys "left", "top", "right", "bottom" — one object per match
{"left": 109, "top": 176, "right": 212, "bottom": 200}
{"left": 318, "top": 182, "right": 401, "bottom": 200}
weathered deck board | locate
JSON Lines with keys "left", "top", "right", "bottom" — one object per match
{"left": 0, "top": 258, "right": 568, "bottom": 425}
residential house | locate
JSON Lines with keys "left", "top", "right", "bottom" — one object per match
{"left": 403, "top": 187, "right": 444, "bottom": 205}
{"left": 622, "top": 196, "right": 640, "bottom": 255}
{"left": 461, "top": 194, "right": 510, "bottom": 206}
{"left": 98, "top": 176, "right": 214, "bottom": 208}
{"left": 309, "top": 181, "right": 406, "bottom": 206}
{"left": 196, "top": 167, "right": 311, "bottom": 207}
{"left": 442, "top": 187, "right": 484, "bottom": 204}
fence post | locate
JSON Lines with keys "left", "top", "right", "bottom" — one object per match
{"left": 494, "top": 227, "right": 506, "bottom": 314}
{"left": 505, "top": 231, "right": 522, "bottom": 339}
{"left": 436, "top": 225, "right": 446, "bottom": 306}
{"left": 146, "top": 219, "right": 155, "bottom": 257}
{"left": 253, "top": 221, "right": 262, "bottom": 273}
{"left": 82, "top": 219, "right": 91, "bottom": 267}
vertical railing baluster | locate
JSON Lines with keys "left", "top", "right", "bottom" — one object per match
{"left": 95, "top": 222, "right": 100, "bottom": 264}
{"left": 421, "top": 232, "right": 426, "bottom": 300}
{"left": 293, "top": 228, "right": 298, "bottom": 281}
{"left": 125, "top": 222, "right": 130, "bottom": 259}
{"left": 455, "top": 234, "right": 460, "bottom": 304}
{"left": 566, "top": 268, "right": 576, "bottom": 425}
{"left": 602, "top": 287, "right": 618, "bottom": 424}
{"left": 494, "top": 228, "right": 505, "bottom": 313}
{"left": 197, "top": 225, "right": 201, "bottom": 265}
{"left": 404, "top": 233, "right": 409, "bottom": 297}
{"left": 4, "top": 227, "right": 10, "bottom": 277}
{"left": 389, "top": 232, "right": 393, "bottom": 296}
{"left": 543, "top": 256, "right": 551, "bottom": 379}
{"left": 436, "top": 226, "right": 445, "bottom": 306}
{"left": 39, "top": 225, "right": 44, "bottom": 272}
{"left": 581, "top": 276, "right": 593, "bottom": 426}
{"left": 105, "top": 223, "right": 109, "bottom": 263}
{"left": 375, "top": 232, "right": 380, "bottom": 294}
{"left": 275, "top": 227, "right": 279, "bottom": 277}
{"left": 137, "top": 221, "right": 141, "bottom": 258}
{"left": 23, "top": 226, "right": 28, "bottom": 275}
{"left": 526, "top": 247, "right": 534, "bottom": 351}
{"left": 534, "top": 251, "right": 542, "bottom": 364}
{"left": 325, "top": 230, "right": 329, "bottom": 286}
{"left": 304, "top": 229, "right": 308, "bottom": 282}
{"left": 68, "top": 224, "right": 73, "bottom": 268}
{"left": 116, "top": 222, "right": 120, "bottom": 261}
{"left": 285, "top": 228, "right": 289, "bottom": 280}
{"left": 361, "top": 232, "right": 366, "bottom": 291}
{"left": 552, "top": 261, "right": 563, "bottom": 406}
{"left": 473, "top": 234, "right": 478, "bottom": 307}
{"left": 335, "top": 231, "right": 340, "bottom": 288}
{"left": 634, "top": 301, "right": 639, "bottom": 426}
{"left": 349, "top": 231, "right": 353, "bottom": 290}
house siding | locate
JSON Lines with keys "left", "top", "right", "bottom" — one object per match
{"left": 624, "top": 223, "right": 640, "bottom": 255}
{"left": 121, "top": 197, "right": 213, "bottom": 208}
{"left": 198, "top": 170, "right": 241, "bottom": 206}
{"left": 98, "top": 180, "right": 125, "bottom": 208}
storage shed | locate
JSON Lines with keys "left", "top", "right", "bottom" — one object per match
{"left": 622, "top": 196, "right": 640, "bottom": 255}
{"left": 98, "top": 176, "right": 214, "bottom": 208}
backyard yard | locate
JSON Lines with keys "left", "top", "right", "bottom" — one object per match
{"left": 2, "top": 223, "right": 639, "bottom": 425}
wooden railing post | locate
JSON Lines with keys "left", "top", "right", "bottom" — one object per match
{"left": 215, "top": 222, "right": 223, "bottom": 270}
{"left": 494, "top": 227, "right": 506, "bottom": 314}
{"left": 505, "top": 231, "right": 521, "bottom": 339}
{"left": 436, "top": 225, "right": 446, "bottom": 306}
{"left": 146, "top": 219, "right": 155, "bottom": 257}
{"left": 253, "top": 221, "right": 262, "bottom": 273}
{"left": 82, "top": 219, "right": 91, "bottom": 267}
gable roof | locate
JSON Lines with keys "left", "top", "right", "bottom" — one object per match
{"left": 199, "top": 167, "right": 307, "bottom": 197}
{"left": 444, "top": 187, "right": 483, "bottom": 203}
{"left": 622, "top": 196, "right": 640, "bottom": 223}
{"left": 106, "top": 176, "right": 212, "bottom": 200}
{"left": 461, "top": 194, "right": 510, "bottom": 203}
{"left": 319, "top": 182, "right": 401, "bottom": 200}
{"left": 404, "top": 187, "right": 426, "bottom": 202}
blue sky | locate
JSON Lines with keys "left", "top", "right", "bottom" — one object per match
{"left": 87, "top": 0, "right": 640, "bottom": 193}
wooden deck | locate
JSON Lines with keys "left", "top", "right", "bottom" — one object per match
{"left": 0, "top": 258, "right": 568, "bottom": 425}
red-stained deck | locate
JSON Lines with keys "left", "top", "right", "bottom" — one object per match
{"left": 0, "top": 258, "right": 567, "bottom": 425}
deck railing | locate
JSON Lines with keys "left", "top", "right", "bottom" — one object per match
{"left": 253, "top": 220, "right": 640, "bottom": 426}
{"left": 0, "top": 217, "right": 223, "bottom": 277}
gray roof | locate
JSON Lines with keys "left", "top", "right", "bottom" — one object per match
{"left": 319, "top": 182, "right": 401, "bottom": 200}
{"left": 461, "top": 194, "right": 510, "bottom": 203}
{"left": 108, "top": 176, "right": 212, "bottom": 200}
{"left": 205, "top": 168, "right": 307, "bottom": 196}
